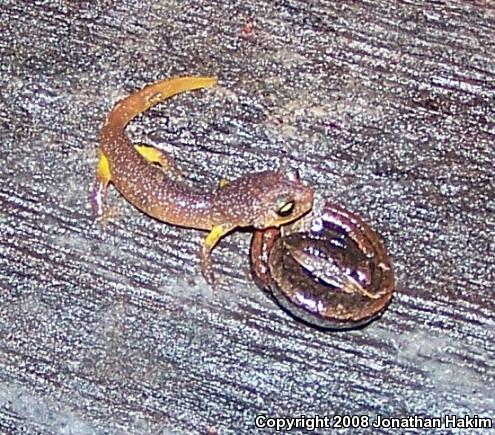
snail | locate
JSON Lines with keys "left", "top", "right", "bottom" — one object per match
{"left": 250, "top": 201, "right": 395, "bottom": 329}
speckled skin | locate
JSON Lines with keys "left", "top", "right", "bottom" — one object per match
{"left": 92, "top": 76, "right": 314, "bottom": 283}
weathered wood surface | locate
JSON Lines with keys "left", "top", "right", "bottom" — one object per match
{"left": 0, "top": 0, "right": 494, "bottom": 434}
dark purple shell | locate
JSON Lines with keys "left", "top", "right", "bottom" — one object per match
{"left": 250, "top": 202, "right": 395, "bottom": 329}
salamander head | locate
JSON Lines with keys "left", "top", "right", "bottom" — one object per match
{"left": 215, "top": 170, "right": 314, "bottom": 229}
{"left": 255, "top": 170, "right": 314, "bottom": 229}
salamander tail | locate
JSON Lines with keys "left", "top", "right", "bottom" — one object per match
{"left": 103, "top": 76, "right": 217, "bottom": 131}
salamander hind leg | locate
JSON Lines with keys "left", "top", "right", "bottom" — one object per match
{"left": 90, "top": 152, "right": 121, "bottom": 225}
{"left": 199, "top": 224, "right": 233, "bottom": 286}
{"left": 135, "top": 145, "right": 183, "bottom": 178}
{"left": 91, "top": 152, "right": 112, "bottom": 220}
{"left": 217, "top": 178, "right": 230, "bottom": 189}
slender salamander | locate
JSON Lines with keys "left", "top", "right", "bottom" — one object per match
{"left": 91, "top": 76, "right": 314, "bottom": 284}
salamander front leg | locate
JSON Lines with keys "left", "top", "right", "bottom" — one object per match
{"left": 200, "top": 224, "right": 233, "bottom": 286}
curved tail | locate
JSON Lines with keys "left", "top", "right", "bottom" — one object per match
{"left": 103, "top": 76, "right": 217, "bottom": 131}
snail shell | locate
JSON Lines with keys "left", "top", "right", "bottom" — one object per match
{"left": 250, "top": 202, "right": 395, "bottom": 329}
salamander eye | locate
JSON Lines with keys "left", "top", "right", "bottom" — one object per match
{"left": 276, "top": 197, "right": 295, "bottom": 217}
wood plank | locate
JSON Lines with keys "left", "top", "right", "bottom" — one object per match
{"left": 0, "top": 0, "right": 494, "bottom": 433}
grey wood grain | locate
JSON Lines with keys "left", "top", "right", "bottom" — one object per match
{"left": 0, "top": 0, "right": 494, "bottom": 434}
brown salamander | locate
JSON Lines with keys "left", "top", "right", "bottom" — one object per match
{"left": 91, "top": 76, "right": 314, "bottom": 284}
